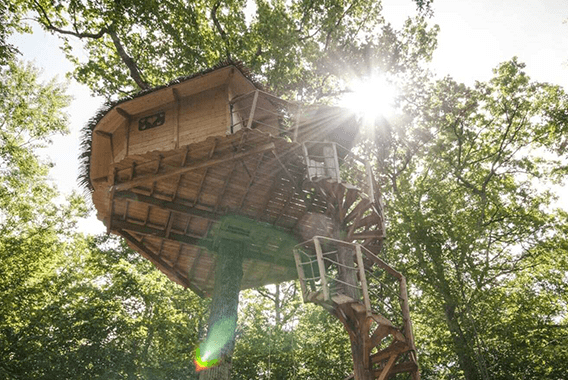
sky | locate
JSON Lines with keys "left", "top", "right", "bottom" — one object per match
{"left": 9, "top": 0, "right": 568, "bottom": 233}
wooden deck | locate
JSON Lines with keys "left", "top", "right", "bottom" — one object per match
{"left": 94, "top": 127, "right": 340, "bottom": 295}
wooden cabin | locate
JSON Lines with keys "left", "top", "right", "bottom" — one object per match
{"left": 85, "top": 63, "right": 418, "bottom": 379}
{"left": 86, "top": 64, "right": 373, "bottom": 296}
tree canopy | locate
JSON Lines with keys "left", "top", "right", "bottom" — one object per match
{"left": 27, "top": 0, "right": 437, "bottom": 99}
{"left": 1, "top": 1, "right": 567, "bottom": 379}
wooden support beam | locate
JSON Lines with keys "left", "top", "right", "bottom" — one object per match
{"left": 171, "top": 146, "right": 190, "bottom": 202}
{"left": 400, "top": 277, "right": 417, "bottom": 352}
{"left": 377, "top": 354, "right": 397, "bottom": 380}
{"left": 355, "top": 245, "right": 372, "bottom": 316}
{"left": 229, "top": 90, "right": 256, "bottom": 105}
{"left": 111, "top": 217, "right": 297, "bottom": 268}
{"left": 173, "top": 243, "right": 184, "bottom": 267}
{"left": 359, "top": 248, "right": 403, "bottom": 280}
{"left": 214, "top": 132, "right": 248, "bottom": 212}
{"left": 342, "top": 188, "right": 359, "bottom": 218}
{"left": 114, "top": 190, "right": 221, "bottom": 222}
{"left": 165, "top": 211, "right": 174, "bottom": 238}
{"left": 115, "top": 107, "right": 132, "bottom": 121}
{"left": 112, "top": 142, "right": 275, "bottom": 192}
{"left": 369, "top": 325, "right": 390, "bottom": 349}
{"left": 188, "top": 249, "right": 204, "bottom": 280}
{"left": 117, "top": 229, "right": 205, "bottom": 298}
{"left": 386, "top": 361, "right": 418, "bottom": 376}
{"left": 314, "top": 237, "right": 330, "bottom": 302}
{"left": 112, "top": 217, "right": 206, "bottom": 246}
{"left": 344, "top": 198, "right": 371, "bottom": 225}
{"left": 238, "top": 152, "right": 265, "bottom": 209}
{"left": 293, "top": 249, "right": 309, "bottom": 303}
{"left": 370, "top": 341, "right": 409, "bottom": 364}
{"left": 351, "top": 232, "right": 383, "bottom": 240}
{"left": 172, "top": 87, "right": 181, "bottom": 149}
{"left": 95, "top": 130, "right": 112, "bottom": 138}
{"left": 193, "top": 140, "right": 218, "bottom": 206}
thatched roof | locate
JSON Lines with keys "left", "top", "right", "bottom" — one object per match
{"left": 78, "top": 61, "right": 265, "bottom": 193}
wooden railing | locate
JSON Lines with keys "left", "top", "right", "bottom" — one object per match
{"left": 301, "top": 141, "right": 376, "bottom": 200}
{"left": 293, "top": 236, "right": 415, "bottom": 346}
{"left": 229, "top": 90, "right": 295, "bottom": 137}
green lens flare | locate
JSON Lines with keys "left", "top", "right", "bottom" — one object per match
{"left": 194, "top": 317, "right": 235, "bottom": 371}
{"left": 194, "top": 346, "right": 219, "bottom": 371}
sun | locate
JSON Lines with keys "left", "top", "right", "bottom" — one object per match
{"left": 339, "top": 76, "right": 398, "bottom": 121}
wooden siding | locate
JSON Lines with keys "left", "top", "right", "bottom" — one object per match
{"left": 178, "top": 85, "right": 228, "bottom": 148}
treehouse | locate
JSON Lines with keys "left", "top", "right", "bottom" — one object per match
{"left": 84, "top": 63, "right": 419, "bottom": 380}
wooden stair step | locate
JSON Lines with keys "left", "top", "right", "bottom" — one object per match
{"left": 385, "top": 361, "right": 418, "bottom": 376}
{"left": 370, "top": 341, "right": 410, "bottom": 364}
{"left": 332, "top": 294, "right": 357, "bottom": 305}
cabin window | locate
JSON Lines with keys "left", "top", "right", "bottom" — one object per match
{"left": 303, "top": 142, "right": 341, "bottom": 182}
{"left": 138, "top": 111, "right": 165, "bottom": 131}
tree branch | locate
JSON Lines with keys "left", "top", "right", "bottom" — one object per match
{"left": 33, "top": 0, "right": 107, "bottom": 39}
{"left": 33, "top": 0, "right": 149, "bottom": 91}
{"left": 107, "top": 26, "right": 150, "bottom": 90}
{"left": 211, "top": 1, "right": 232, "bottom": 61}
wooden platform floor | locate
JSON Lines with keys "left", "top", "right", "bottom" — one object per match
{"left": 92, "top": 129, "right": 341, "bottom": 296}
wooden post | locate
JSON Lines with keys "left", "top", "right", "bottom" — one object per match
{"left": 336, "top": 305, "right": 374, "bottom": 380}
{"left": 246, "top": 90, "right": 259, "bottom": 129}
{"left": 336, "top": 241, "right": 359, "bottom": 301}
{"left": 399, "top": 276, "right": 420, "bottom": 380}
{"left": 172, "top": 88, "right": 180, "bottom": 149}
{"left": 293, "top": 249, "right": 309, "bottom": 303}
{"left": 332, "top": 142, "right": 341, "bottom": 182}
{"left": 366, "top": 162, "right": 374, "bottom": 201}
{"left": 355, "top": 245, "right": 372, "bottom": 316}
{"left": 292, "top": 104, "right": 301, "bottom": 142}
{"left": 198, "top": 239, "right": 244, "bottom": 380}
{"left": 314, "top": 237, "right": 330, "bottom": 302}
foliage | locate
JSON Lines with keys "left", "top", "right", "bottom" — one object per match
{"left": 29, "top": 0, "right": 437, "bottom": 99}
{"left": 2, "top": 233, "right": 209, "bottom": 380}
{"left": 0, "top": 59, "right": 73, "bottom": 302}
{"left": 0, "top": 0, "right": 32, "bottom": 64}
{"left": 370, "top": 58, "right": 568, "bottom": 379}
{"left": 233, "top": 283, "right": 352, "bottom": 379}
{"left": 0, "top": 60, "right": 208, "bottom": 379}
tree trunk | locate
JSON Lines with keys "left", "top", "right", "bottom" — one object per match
{"left": 348, "top": 330, "right": 374, "bottom": 380}
{"left": 426, "top": 244, "right": 480, "bottom": 380}
{"left": 199, "top": 239, "right": 244, "bottom": 380}
{"left": 444, "top": 302, "right": 480, "bottom": 380}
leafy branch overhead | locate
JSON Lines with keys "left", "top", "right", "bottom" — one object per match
{"left": 28, "top": 0, "right": 437, "bottom": 99}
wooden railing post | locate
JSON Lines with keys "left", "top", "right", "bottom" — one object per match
{"left": 314, "top": 237, "right": 330, "bottom": 302}
{"left": 292, "top": 104, "right": 300, "bottom": 142}
{"left": 365, "top": 162, "right": 374, "bottom": 201}
{"left": 400, "top": 276, "right": 420, "bottom": 379}
{"left": 400, "top": 276, "right": 417, "bottom": 351}
{"left": 293, "top": 249, "right": 309, "bottom": 303}
{"left": 246, "top": 90, "right": 259, "bottom": 130}
{"left": 332, "top": 142, "right": 341, "bottom": 182}
{"left": 355, "top": 244, "right": 372, "bottom": 316}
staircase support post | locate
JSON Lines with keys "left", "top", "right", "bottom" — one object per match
{"left": 336, "top": 305, "right": 374, "bottom": 380}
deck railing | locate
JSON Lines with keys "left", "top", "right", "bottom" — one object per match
{"left": 293, "top": 236, "right": 415, "bottom": 341}
{"left": 301, "top": 141, "right": 376, "bottom": 200}
{"left": 229, "top": 90, "right": 295, "bottom": 137}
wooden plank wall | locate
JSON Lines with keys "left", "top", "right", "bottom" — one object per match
{"left": 178, "top": 85, "right": 228, "bottom": 149}
{"left": 108, "top": 85, "right": 230, "bottom": 161}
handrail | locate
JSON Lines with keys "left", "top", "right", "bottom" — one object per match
{"left": 293, "top": 236, "right": 407, "bottom": 327}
